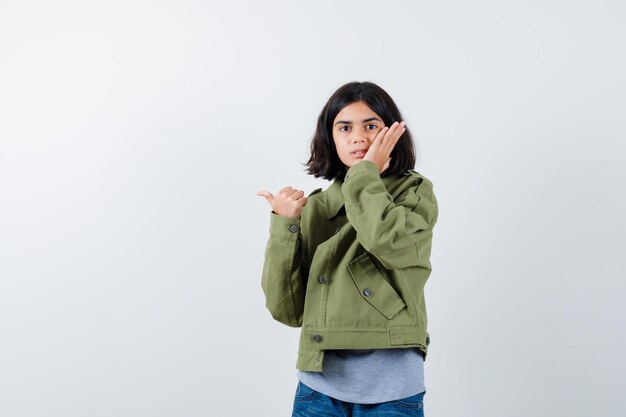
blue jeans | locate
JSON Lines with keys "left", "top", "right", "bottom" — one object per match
{"left": 291, "top": 381, "right": 425, "bottom": 417}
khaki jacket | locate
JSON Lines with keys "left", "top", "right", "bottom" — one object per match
{"left": 261, "top": 160, "right": 438, "bottom": 372}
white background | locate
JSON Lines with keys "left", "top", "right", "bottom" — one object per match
{"left": 1, "top": 1, "right": 625, "bottom": 416}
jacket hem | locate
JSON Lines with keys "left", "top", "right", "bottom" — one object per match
{"left": 296, "top": 326, "right": 429, "bottom": 372}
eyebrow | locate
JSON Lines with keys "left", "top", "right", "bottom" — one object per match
{"left": 334, "top": 117, "right": 382, "bottom": 126}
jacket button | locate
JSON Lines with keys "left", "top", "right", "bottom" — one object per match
{"left": 426, "top": 336, "right": 430, "bottom": 346}
{"left": 289, "top": 224, "right": 298, "bottom": 233}
{"left": 363, "top": 288, "right": 372, "bottom": 297}
{"left": 318, "top": 275, "right": 327, "bottom": 284}
{"left": 312, "top": 334, "right": 322, "bottom": 342}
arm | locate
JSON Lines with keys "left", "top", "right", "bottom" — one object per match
{"left": 257, "top": 186, "right": 309, "bottom": 327}
{"left": 342, "top": 160, "right": 438, "bottom": 270}
{"left": 260, "top": 213, "right": 307, "bottom": 327}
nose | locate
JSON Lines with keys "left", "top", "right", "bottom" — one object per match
{"left": 351, "top": 126, "right": 370, "bottom": 143}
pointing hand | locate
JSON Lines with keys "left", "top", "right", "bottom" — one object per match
{"left": 257, "top": 186, "right": 308, "bottom": 219}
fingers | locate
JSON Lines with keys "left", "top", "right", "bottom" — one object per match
{"left": 376, "top": 122, "right": 405, "bottom": 159}
{"left": 372, "top": 121, "right": 405, "bottom": 145}
{"left": 257, "top": 187, "right": 305, "bottom": 201}
{"left": 256, "top": 190, "right": 275, "bottom": 205}
{"left": 372, "top": 126, "right": 389, "bottom": 145}
{"left": 383, "top": 121, "right": 405, "bottom": 144}
{"left": 277, "top": 187, "right": 304, "bottom": 199}
{"left": 262, "top": 186, "right": 308, "bottom": 218}
{"left": 292, "top": 189, "right": 305, "bottom": 200}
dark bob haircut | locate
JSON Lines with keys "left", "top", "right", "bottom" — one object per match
{"left": 304, "top": 81, "right": 417, "bottom": 181}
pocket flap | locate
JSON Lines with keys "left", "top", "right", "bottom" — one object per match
{"left": 347, "top": 253, "right": 406, "bottom": 320}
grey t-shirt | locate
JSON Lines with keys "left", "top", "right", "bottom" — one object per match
{"left": 296, "top": 347, "right": 425, "bottom": 404}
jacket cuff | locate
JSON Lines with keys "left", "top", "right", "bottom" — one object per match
{"left": 344, "top": 160, "right": 379, "bottom": 182}
{"left": 269, "top": 212, "right": 301, "bottom": 237}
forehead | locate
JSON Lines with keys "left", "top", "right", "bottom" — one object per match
{"left": 334, "top": 101, "right": 382, "bottom": 122}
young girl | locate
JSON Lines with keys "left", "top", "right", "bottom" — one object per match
{"left": 257, "top": 81, "right": 438, "bottom": 417}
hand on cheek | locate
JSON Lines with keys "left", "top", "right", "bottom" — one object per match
{"left": 362, "top": 121, "right": 406, "bottom": 173}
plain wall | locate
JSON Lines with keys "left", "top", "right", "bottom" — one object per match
{"left": 1, "top": 1, "right": 625, "bottom": 416}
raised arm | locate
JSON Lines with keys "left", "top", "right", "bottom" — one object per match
{"left": 257, "top": 187, "right": 309, "bottom": 327}
{"left": 342, "top": 160, "right": 438, "bottom": 270}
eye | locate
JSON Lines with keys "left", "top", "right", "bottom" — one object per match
{"left": 338, "top": 126, "right": 350, "bottom": 132}
{"left": 366, "top": 124, "right": 378, "bottom": 130}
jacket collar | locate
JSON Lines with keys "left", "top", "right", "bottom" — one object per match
{"left": 325, "top": 173, "right": 403, "bottom": 219}
{"left": 325, "top": 180, "right": 344, "bottom": 219}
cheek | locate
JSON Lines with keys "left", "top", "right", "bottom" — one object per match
{"left": 332, "top": 136, "right": 345, "bottom": 151}
{"left": 332, "top": 143, "right": 346, "bottom": 160}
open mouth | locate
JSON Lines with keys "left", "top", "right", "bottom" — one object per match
{"left": 351, "top": 150, "right": 367, "bottom": 158}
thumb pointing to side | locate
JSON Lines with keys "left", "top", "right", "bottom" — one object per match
{"left": 256, "top": 190, "right": 275, "bottom": 205}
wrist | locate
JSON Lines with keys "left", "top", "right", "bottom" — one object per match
{"left": 271, "top": 210, "right": 300, "bottom": 219}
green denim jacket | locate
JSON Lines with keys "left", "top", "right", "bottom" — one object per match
{"left": 261, "top": 160, "right": 438, "bottom": 372}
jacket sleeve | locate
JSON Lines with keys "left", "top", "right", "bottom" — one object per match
{"left": 341, "top": 160, "right": 438, "bottom": 270}
{"left": 260, "top": 213, "right": 306, "bottom": 327}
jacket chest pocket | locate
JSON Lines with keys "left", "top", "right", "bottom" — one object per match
{"left": 347, "top": 253, "right": 406, "bottom": 320}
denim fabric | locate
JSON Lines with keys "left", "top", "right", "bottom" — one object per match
{"left": 291, "top": 381, "right": 425, "bottom": 417}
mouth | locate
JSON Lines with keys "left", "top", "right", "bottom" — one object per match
{"left": 351, "top": 149, "right": 367, "bottom": 158}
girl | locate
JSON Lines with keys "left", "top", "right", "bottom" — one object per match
{"left": 257, "top": 81, "right": 438, "bottom": 417}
